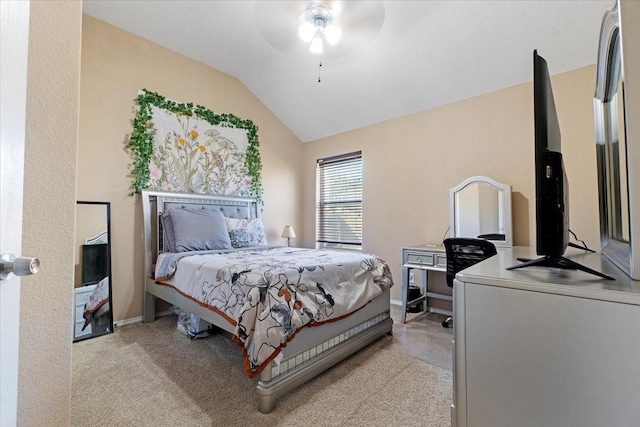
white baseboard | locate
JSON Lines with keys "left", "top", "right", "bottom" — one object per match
{"left": 114, "top": 310, "right": 173, "bottom": 329}
{"left": 389, "top": 298, "right": 451, "bottom": 316}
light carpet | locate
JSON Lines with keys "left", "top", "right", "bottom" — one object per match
{"left": 72, "top": 315, "right": 451, "bottom": 426}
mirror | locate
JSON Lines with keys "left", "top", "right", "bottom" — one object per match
{"left": 594, "top": 2, "right": 634, "bottom": 276}
{"left": 450, "top": 176, "right": 512, "bottom": 248}
{"left": 73, "top": 201, "right": 113, "bottom": 341}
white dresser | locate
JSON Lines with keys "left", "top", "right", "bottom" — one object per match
{"left": 73, "top": 284, "right": 97, "bottom": 340}
{"left": 452, "top": 247, "right": 640, "bottom": 427}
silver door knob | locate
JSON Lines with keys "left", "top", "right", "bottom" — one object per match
{"left": 0, "top": 253, "right": 40, "bottom": 281}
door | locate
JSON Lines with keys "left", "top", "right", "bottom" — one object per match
{"left": 1, "top": 1, "right": 31, "bottom": 425}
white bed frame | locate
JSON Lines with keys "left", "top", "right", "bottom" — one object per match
{"left": 140, "top": 190, "right": 392, "bottom": 413}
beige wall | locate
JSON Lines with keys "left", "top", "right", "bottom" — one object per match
{"left": 19, "top": 1, "right": 82, "bottom": 425}
{"left": 302, "top": 65, "right": 602, "bottom": 303}
{"left": 79, "top": 16, "right": 303, "bottom": 322}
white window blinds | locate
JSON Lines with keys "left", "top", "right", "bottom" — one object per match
{"left": 316, "top": 152, "right": 362, "bottom": 248}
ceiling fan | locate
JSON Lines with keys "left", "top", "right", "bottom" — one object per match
{"left": 254, "top": 1, "right": 385, "bottom": 59}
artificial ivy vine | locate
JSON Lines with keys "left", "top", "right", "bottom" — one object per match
{"left": 126, "top": 89, "right": 263, "bottom": 202}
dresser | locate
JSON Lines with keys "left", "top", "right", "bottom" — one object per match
{"left": 73, "top": 284, "right": 97, "bottom": 340}
{"left": 401, "top": 244, "right": 450, "bottom": 323}
{"left": 452, "top": 247, "right": 640, "bottom": 427}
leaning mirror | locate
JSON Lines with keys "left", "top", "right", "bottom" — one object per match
{"left": 73, "top": 201, "right": 113, "bottom": 341}
{"left": 594, "top": 2, "right": 635, "bottom": 277}
{"left": 450, "top": 176, "right": 512, "bottom": 248}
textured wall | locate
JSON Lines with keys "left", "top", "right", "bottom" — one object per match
{"left": 18, "top": 1, "right": 82, "bottom": 425}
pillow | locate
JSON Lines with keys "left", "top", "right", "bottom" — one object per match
{"left": 160, "top": 210, "right": 176, "bottom": 252}
{"left": 228, "top": 228, "right": 253, "bottom": 248}
{"left": 167, "top": 208, "right": 232, "bottom": 252}
{"left": 225, "top": 217, "right": 268, "bottom": 246}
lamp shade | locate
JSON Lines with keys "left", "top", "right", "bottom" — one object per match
{"left": 298, "top": 5, "right": 341, "bottom": 54}
{"left": 281, "top": 226, "right": 296, "bottom": 239}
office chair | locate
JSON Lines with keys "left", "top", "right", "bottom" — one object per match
{"left": 442, "top": 237, "right": 497, "bottom": 328}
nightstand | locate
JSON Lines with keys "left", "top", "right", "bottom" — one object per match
{"left": 74, "top": 284, "right": 97, "bottom": 340}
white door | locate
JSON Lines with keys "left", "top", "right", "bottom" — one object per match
{"left": 1, "top": 1, "right": 32, "bottom": 425}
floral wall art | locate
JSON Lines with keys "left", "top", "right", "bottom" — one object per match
{"left": 127, "top": 89, "right": 262, "bottom": 201}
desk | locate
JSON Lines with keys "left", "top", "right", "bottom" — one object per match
{"left": 401, "top": 244, "right": 451, "bottom": 323}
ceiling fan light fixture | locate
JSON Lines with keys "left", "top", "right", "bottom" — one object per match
{"left": 298, "top": 21, "right": 316, "bottom": 42}
{"left": 298, "top": 5, "right": 341, "bottom": 53}
{"left": 324, "top": 21, "right": 341, "bottom": 45}
{"left": 309, "top": 34, "right": 324, "bottom": 54}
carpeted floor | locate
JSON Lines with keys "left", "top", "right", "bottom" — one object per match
{"left": 71, "top": 307, "right": 452, "bottom": 426}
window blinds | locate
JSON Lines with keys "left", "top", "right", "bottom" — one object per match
{"left": 316, "top": 152, "right": 362, "bottom": 247}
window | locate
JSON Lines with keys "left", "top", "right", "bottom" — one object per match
{"left": 316, "top": 151, "right": 362, "bottom": 250}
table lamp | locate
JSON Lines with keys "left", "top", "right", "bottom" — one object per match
{"left": 281, "top": 226, "right": 296, "bottom": 247}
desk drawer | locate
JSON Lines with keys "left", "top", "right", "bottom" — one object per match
{"left": 404, "top": 251, "right": 434, "bottom": 267}
{"left": 435, "top": 253, "right": 447, "bottom": 269}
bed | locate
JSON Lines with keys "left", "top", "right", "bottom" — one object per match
{"left": 141, "top": 190, "right": 393, "bottom": 413}
{"left": 82, "top": 276, "right": 110, "bottom": 332}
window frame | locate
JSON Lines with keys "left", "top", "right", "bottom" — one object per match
{"left": 316, "top": 151, "right": 363, "bottom": 251}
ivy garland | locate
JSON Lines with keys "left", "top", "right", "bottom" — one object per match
{"left": 126, "top": 89, "right": 263, "bottom": 202}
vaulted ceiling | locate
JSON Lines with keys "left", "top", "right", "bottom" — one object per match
{"left": 83, "top": 0, "right": 614, "bottom": 142}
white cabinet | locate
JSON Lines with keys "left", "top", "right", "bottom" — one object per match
{"left": 453, "top": 247, "right": 640, "bottom": 427}
{"left": 73, "top": 284, "right": 96, "bottom": 340}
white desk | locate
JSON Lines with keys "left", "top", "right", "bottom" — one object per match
{"left": 401, "top": 244, "right": 451, "bottom": 323}
{"left": 452, "top": 247, "right": 640, "bottom": 427}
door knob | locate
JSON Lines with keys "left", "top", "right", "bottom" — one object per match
{"left": 0, "top": 253, "right": 40, "bottom": 281}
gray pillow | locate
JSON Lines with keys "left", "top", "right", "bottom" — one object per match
{"left": 160, "top": 210, "right": 176, "bottom": 252}
{"left": 229, "top": 228, "right": 253, "bottom": 248}
{"left": 168, "top": 208, "right": 232, "bottom": 252}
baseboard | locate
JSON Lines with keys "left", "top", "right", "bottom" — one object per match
{"left": 427, "top": 307, "right": 451, "bottom": 316}
{"left": 389, "top": 298, "right": 451, "bottom": 316}
{"left": 114, "top": 310, "right": 173, "bottom": 329}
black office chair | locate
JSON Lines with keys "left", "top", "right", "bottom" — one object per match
{"left": 442, "top": 237, "right": 497, "bottom": 328}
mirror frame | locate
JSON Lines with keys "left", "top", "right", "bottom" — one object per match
{"left": 594, "top": 1, "right": 640, "bottom": 279}
{"left": 449, "top": 175, "right": 513, "bottom": 248}
{"left": 75, "top": 201, "right": 114, "bottom": 340}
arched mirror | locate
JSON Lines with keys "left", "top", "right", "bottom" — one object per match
{"left": 594, "top": 2, "right": 636, "bottom": 278}
{"left": 450, "top": 176, "right": 512, "bottom": 248}
{"left": 73, "top": 201, "right": 113, "bottom": 341}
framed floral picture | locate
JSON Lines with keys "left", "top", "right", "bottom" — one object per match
{"left": 127, "top": 89, "right": 262, "bottom": 201}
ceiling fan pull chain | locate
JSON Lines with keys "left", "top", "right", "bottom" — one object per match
{"left": 318, "top": 61, "right": 322, "bottom": 83}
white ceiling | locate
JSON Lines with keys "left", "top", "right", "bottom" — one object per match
{"left": 82, "top": 0, "right": 614, "bottom": 142}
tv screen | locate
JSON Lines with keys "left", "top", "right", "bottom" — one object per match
{"left": 81, "top": 243, "right": 109, "bottom": 285}
{"left": 533, "top": 50, "right": 569, "bottom": 258}
{"left": 506, "top": 50, "right": 614, "bottom": 280}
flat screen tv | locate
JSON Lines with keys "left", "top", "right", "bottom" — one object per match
{"left": 81, "top": 243, "right": 109, "bottom": 285}
{"left": 507, "top": 50, "right": 613, "bottom": 280}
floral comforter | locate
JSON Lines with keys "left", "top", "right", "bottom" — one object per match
{"left": 155, "top": 246, "right": 393, "bottom": 377}
{"left": 82, "top": 276, "right": 110, "bottom": 331}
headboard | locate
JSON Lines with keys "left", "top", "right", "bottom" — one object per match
{"left": 84, "top": 230, "right": 108, "bottom": 245}
{"left": 141, "top": 190, "right": 260, "bottom": 279}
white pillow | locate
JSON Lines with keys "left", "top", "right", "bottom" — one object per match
{"left": 225, "top": 217, "right": 268, "bottom": 246}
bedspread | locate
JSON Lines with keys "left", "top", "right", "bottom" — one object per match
{"left": 155, "top": 247, "right": 393, "bottom": 377}
{"left": 82, "top": 276, "right": 110, "bottom": 331}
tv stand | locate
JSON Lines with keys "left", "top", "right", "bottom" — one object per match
{"left": 452, "top": 247, "right": 639, "bottom": 427}
{"left": 506, "top": 255, "right": 615, "bottom": 280}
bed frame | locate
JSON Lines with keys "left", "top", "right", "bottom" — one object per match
{"left": 141, "top": 190, "right": 392, "bottom": 413}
